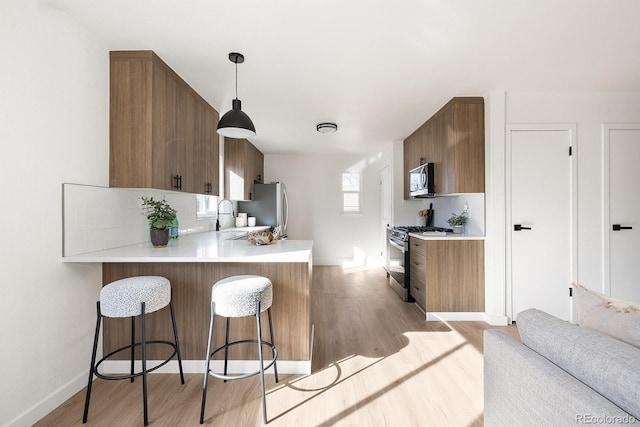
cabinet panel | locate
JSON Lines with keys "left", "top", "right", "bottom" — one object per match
{"left": 176, "top": 89, "right": 196, "bottom": 192}
{"left": 450, "top": 102, "right": 485, "bottom": 193}
{"left": 109, "top": 58, "right": 154, "bottom": 188}
{"left": 151, "top": 64, "right": 177, "bottom": 191}
{"left": 110, "top": 50, "right": 219, "bottom": 195}
{"left": 408, "top": 237, "right": 484, "bottom": 313}
{"left": 409, "top": 236, "right": 426, "bottom": 257}
{"left": 198, "top": 107, "right": 219, "bottom": 195}
{"left": 224, "top": 138, "right": 264, "bottom": 201}
{"left": 410, "top": 276, "right": 427, "bottom": 311}
{"left": 403, "top": 97, "right": 484, "bottom": 199}
{"left": 425, "top": 240, "right": 484, "bottom": 312}
{"left": 403, "top": 128, "right": 427, "bottom": 199}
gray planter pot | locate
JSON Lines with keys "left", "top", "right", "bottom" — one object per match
{"left": 452, "top": 225, "right": 464, "bottom": 234}
{"left": 150, "top": 228, "right": 170, "bottom": 247}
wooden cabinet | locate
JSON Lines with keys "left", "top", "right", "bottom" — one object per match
{"left": 409, "top": 237, "right": 485, "bottom": 312}
{"left": 409, "top": 238, "right": 428, "bottom": 310}
{"left": 224, "top": 138, "right": 264, "bottom": 201}
{"left": 403, "top": 97, "right": 484, "bottom": 199}
{"left": 109, "top": 50, "right": 219, "bottom": 195}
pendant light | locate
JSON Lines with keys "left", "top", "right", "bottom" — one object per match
{"left": 217, "top": 52, "right": 256, "bottom": 138}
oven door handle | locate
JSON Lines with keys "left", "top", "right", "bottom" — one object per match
{"left": 389, "top": 239, "right": 406, "bottom": 252}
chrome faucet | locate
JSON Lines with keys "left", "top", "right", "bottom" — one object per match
{"left": 216, "top": 198, "right": 235, "bottom": 231}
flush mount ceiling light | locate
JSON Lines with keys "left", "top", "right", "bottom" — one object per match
{"left": 217, "top": 52, "right": 256, "bottom": 138}
{"left": 316, "top": 123, "right": 338, "bottom": 134}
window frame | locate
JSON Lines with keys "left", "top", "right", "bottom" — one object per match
{"left": 341, "top": 171, "right": 362, "bottom": 214}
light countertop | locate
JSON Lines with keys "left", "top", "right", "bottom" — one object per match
{"left": 409, "top": 232, "right": 485, "bottom": 241}
{"left": 62, "top": 229, "right": 313, "bottom": 263}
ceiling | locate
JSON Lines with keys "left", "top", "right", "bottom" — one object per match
{"left": 47, "top": 0, "right": 640, "bottom": 154}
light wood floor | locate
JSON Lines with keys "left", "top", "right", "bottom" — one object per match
{"left": 36, "top": 265, "right": 518, "bottom": 427}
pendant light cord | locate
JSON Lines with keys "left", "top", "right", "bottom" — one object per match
{"left": 235, "top": 60, "right": 238, "bottom": 100}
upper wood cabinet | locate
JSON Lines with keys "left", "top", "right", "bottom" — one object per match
{"left": 109, "top": 50, "right": 219, "bottom": 195}
{"left": 403, "top": 97, "right": 484, "bottom": 199}
{"left": 224, "top": 138, "right": 264, "bottom": 201}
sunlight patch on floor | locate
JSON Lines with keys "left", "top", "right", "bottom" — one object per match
{"left": 266, "top": 328, "right": 484, "bottom": 426}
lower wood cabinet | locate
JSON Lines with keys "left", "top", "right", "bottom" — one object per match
{"left": 409, "top": 237, "right": 484, "bottom": 312}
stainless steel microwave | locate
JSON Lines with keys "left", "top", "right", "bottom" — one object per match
{"left": 409, "top": 162, "right": 435, "bottom": 198}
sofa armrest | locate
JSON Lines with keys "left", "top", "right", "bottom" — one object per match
{"left": 484, "top": 329, "right": 631, "bottom": 427}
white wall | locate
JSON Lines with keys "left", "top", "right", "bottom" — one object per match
{"left": 0, "top": 1, "right": 109, "bottom": 425}
{"left": 265, "top": 152, "right": 390, "bottom": 265}
{"left": 485, "top": 91, "right": 640, "bottom": 322}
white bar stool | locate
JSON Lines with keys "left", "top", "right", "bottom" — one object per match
{"left": 83, "top": 276, "right": 184, "bottom": 426}
{"left": 200, "top": 275, "right": 279, "bottom": 424}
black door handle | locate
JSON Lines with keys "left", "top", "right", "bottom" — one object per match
{"left": 612, "top": 224, "right": 633, "bottom": 231}
{"left": 514, "top": 224, "right": 532, "bottom": 231}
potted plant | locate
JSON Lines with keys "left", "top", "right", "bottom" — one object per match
{"left": 447, "top": 211, "right": 468, "bottom": 234}
{"left": 140, "top": 197, "right": 177, "bottom": 247}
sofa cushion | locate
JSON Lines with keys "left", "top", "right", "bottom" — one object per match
{"left": 484, "top": 330, "right": 633, "bottom": 426}
{"left": 573, "top": 283, "right": 640, "bottom": 348}
{"left": 517, "top": 308, "right": 640, "bottom": 420}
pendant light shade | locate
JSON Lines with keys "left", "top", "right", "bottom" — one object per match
{"left": 217, "top": 52, "right": 256, "bottom": 138}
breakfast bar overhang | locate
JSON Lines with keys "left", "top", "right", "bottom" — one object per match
{"left": 63, "top": 232, "right": 314, "bottom": 374}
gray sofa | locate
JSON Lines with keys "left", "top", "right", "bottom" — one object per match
{"left": 484, "top": 309, "right": 640, "bottom": 427}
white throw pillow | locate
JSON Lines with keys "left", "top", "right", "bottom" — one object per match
{"left": 573, "top": 283, "right": 640, "bottom": 349}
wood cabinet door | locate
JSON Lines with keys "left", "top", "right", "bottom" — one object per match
{"left": 426, "top": 240, "right": 484, "bottom": 312}
{"left": 201, "top": 107, "right": 219, "bottom": 196}
{"left": 403, "top": 97, "right": 484, "bottom": 197}
{"left": 110, "top": 56, "right": 154, "bottom": 188}
{"left": 151, "top": 64, "right": 178, "bottom": 191}
{"left": 176, "top": 89, "right": 197, "bottom": 193}
{"left": 224, "top": 137, "right": 246, "bottom": 200}
{"left": 253, "top": 144, "right": 264, "bottom": 184}
{"left": 403, "top": 130, "right": 426, "bottom": 199}
{"left": 110, "top": 51, "right": 220, "bottom": 195}
{"left": 193, "top": 103, "right": 219, "bottom": 195}
{"left": 451, "top": 102, "right": 485, "bottom": 193}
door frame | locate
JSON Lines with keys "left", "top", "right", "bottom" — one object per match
{"left": 380, "top": 164, "right": 392, "bottom": 263}
{"left": 505, "top": 124, "right": 578, "bottom": 322}
{"left": 602, "top": 123, "right": 640, "bottom": 296}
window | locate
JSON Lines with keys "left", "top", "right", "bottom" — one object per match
{"left": 342, "top": 171, "right": 361, "bottom": 213}
{"left": 196, "top": 194, "right": 218, "bottom": 218}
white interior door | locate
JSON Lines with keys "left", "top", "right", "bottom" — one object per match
{"left": 605, "top": 126, "right": 640, "bottom": 303}
{"left": 507, "top": 125, "right": 576, "bottom": 321}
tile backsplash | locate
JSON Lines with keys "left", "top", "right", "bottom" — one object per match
{"left": 62, "top": 183, "right": 219, "bottom": 256}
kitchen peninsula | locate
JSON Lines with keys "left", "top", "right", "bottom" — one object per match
{"left": 63, "top": 231, "right": 314, "bottom": 374}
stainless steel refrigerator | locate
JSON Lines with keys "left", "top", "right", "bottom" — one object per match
{"left": 238, "top": 182, "right": 289, "bottom": 238}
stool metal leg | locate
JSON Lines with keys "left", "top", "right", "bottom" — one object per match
{"left": 82, "top": 301, "right": 102, "bottom": 423}
{"left": 169, "top": 293, "right": 185, "bottom": 384}
{"left": 130, "top": 315, "right": 135, "bottom": 383}
{"left": 223, "top": 317, "right": 230, "bottom": 382}
{"left": 200, "top": 301, "right": 216, "bottom": 424}
{"left": 256, "top": 301, "right": 268, "bottom": 424}
{"left": 140, "top": 302, "right": 148, "bottom": 426}
{"left": 267, "top": 307, "right": 279, "bottom": 383}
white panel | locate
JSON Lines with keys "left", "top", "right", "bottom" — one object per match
{"left": 508, "top": 126, "right": 574, "bottom": 321}
{"left": 607, "top": 127, "right": 640, "bottom": 303}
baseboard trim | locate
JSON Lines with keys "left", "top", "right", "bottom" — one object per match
{"left": 103, "top": 359, "right": 311, "bottom": 375}
{"left": 426, "top": 312, "right": 487, "bottom": 322}
{"left": 7, "top": 371, "right": 88, "bottom": 427}
{"left": 483, "top": 313, "right": 510, "bottom": 326}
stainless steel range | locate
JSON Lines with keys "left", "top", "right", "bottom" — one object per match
{"left": 386, "top": 225, "right": 452, "bottom": 301}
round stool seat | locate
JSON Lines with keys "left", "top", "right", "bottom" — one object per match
{"left": 212, "top": 275, "right": 273, "bottom": 318}
{"left": 100, "top": 276, "right": 171, "bottom": 318}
